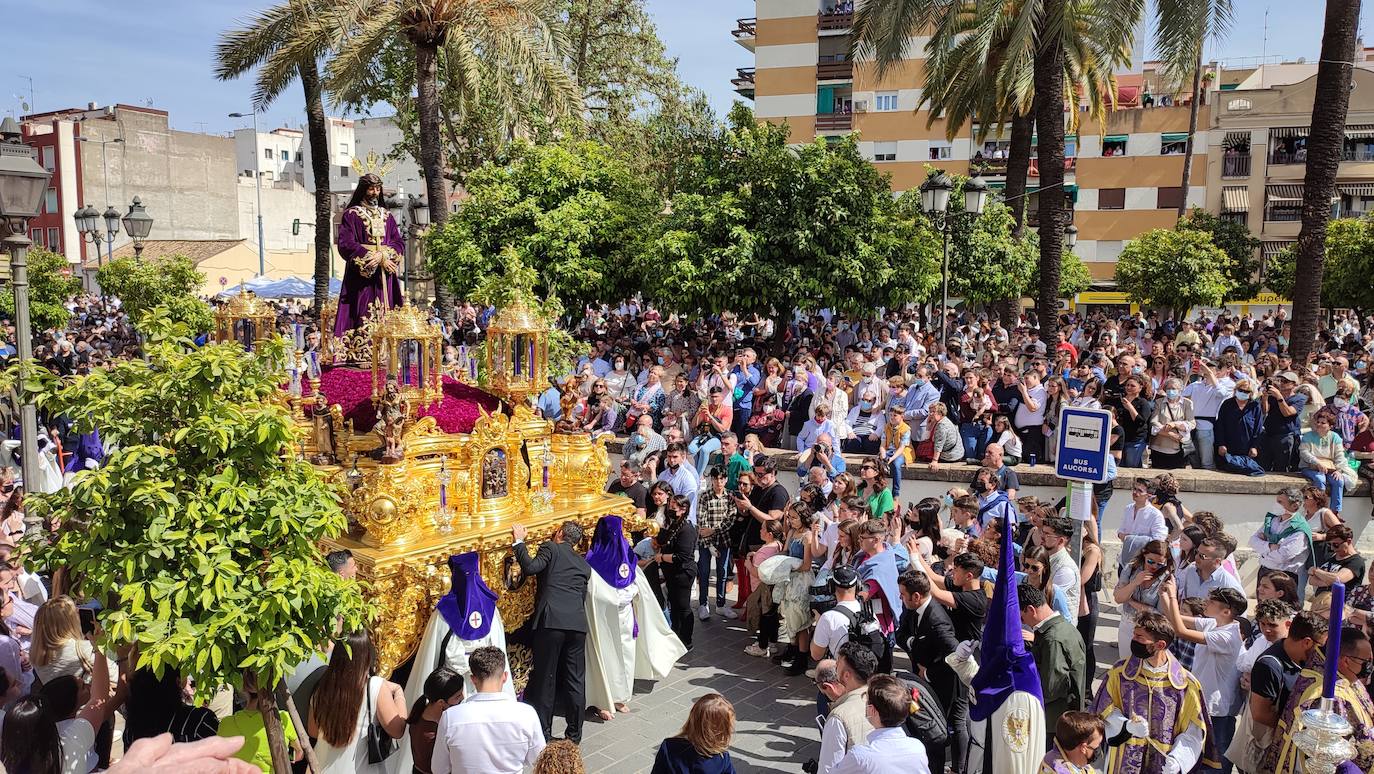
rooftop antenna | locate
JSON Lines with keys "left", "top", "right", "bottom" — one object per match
{"left": 16, "top": 75, "right": 32, "bottom": 115}
{"left": 1260, "top": 6, "right": 1269, "bottom": 88}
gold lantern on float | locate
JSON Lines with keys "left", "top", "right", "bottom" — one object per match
{"left": 370, "top": 305, "right": 444, "bottom": 412}
{"left": 214, "top": 291, "right": 277, "bottom": 351}
{"left": 483, "top": 299, "right": 548, "bottom": 405}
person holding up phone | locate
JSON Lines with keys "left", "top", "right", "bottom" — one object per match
{"left": 1111, "top": 540, "right": 1174, "bottom": 661}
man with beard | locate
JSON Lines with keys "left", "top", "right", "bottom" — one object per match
{"left": 334, "top": 173, "right": 405, "bottom": 336}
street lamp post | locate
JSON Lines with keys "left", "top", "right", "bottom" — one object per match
{"left": 229, "top": 111, "right": 266, "bottom": 277}
{"left": 74, "top": 204, "right": 121, "bottom": 291}
{"left": 920, "top": 173, "right": 988, "bottom": 349}
{"left": 76, "top": 135, "right": 123, "bottom": 211}
{"left": 122, "top": 196, "right": 153, "bottom": 257}
{"left": 0, "top": 117, "right": 53, "bottom": 532}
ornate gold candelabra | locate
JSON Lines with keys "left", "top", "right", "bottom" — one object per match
{"left": 213, "top": 291, "right": 276, "bottom": 352}
{"left": 371, "top": 305, "right": 444, "bottom": 414}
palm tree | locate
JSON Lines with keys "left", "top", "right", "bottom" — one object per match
{"left": 1289, "top": 0, "right": 1362, "bottom": 363}
{"left": 853, "top": 0, "right": 1131, "bottom": 327}
{"left": 327, "top": 0, "right": 581, "bottom": 321}
{"left": 215, "top": 0, "right": 341, "bottom": 323}
{"left": 1154, "top": 0, "right": 1235, "bottom": 218}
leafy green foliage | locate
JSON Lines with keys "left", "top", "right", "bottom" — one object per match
{"left": 426, "top": 140, "right": 656, "bottom": 311}
{"left": 25, "top": 317, "right": 370, "bottom": 700}
{"left": 1029, "top": 246, "right": 1092, "bottom": 298}
{"left": 1177, "top": 208, "right": 1262, "bottom": 301}
{"left": 639, "top": 105, "right": 940, "bottom": 317}
{"left": 906, "top": 178, "right": 1038, "bottom": 304}
{"left": 1265, "top": 217, "right": 1374, "bottom": 311}
{"left": 1114, "top": 229, "right": 1236, "bottom": 313}
{"left": 0, "top": 247, "right": 82, "bottom": 334}
{"left": 466, "top": 247, "right": 579, "bottom": 378}
{"left": 95, "top": 255, "right": 213, "bottom": 333}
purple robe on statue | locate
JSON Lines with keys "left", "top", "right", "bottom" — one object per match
{"left": 334, "top": 205, "right": 405, "bottom": 336}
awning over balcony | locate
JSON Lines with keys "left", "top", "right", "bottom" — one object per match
{"left": 1222, "top": 186, "right": 1249, "bottom": 212}
{"left": 1224, "top": 131, "right": 1251, "bottom": 146}
{"left": 1161, "top": 132, "right": 1191, "bottom": 143}
{"left": 1337, "top": 183, "right": 1374, "bottom": 197}
{"left": 1262, "top": 241, "right": 1295, "bottom": 257}
{"left": 1345, "top": 125, "right": 1374, "bottom": 139}
{"left": 1270, "top": 127, "right": 1310, "bottom": 139}
{"left": 1266, "top": 184, "right": 1305, "bottom": 204}
{"left": 1104, "top": 135, "right": 1128, "bottom": 143}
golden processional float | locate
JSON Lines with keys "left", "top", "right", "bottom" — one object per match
{"left": 215, "top": 294, "right": 646, "bottom": 685}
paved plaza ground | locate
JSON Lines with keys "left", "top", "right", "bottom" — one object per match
{"left": 558, "top": 593, "right": 1128, "bottom": 773}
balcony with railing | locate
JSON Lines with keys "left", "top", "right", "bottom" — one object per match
{"left": 732, "top": 17, "right": 756, "bottom": 49}
{"left": 731, "top": 67, "right": 755, "bottom": 99}
{"left": 817, "top": 55, "right": 853, "bottom": 81}
{"left": 818, "top": 10, "right": 854, "bottom": 31}
{"left": 1222, "top": 154, "right": 1251, "bottom": 178}
{"left": 815, "top": 112, "right": 853, "bottom": 132}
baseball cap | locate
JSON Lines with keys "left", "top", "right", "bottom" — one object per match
{"left": 1276, "top": 370, "right": 1300, "bottom": 383}
{"left": 831, "top": 565, "right": 860, "bottom": 589}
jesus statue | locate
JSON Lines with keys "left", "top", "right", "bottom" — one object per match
{"left": 334, "top": 173, "right": 405, "bottom": 336}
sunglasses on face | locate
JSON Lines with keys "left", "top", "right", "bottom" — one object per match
{"left": 1145, "top": 558, "right": 1166, "bottom": 568}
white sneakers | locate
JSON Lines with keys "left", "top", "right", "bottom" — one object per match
{"left": 721, "top": 607, "right": 739, "bottom": 620}
{"left": 697, "top": 604, "right": 711, "bottom": 620}
{"left": 744, "top": 643, "right": 770, "bottom": 657}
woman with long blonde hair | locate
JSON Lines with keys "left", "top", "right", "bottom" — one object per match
{"left": 30, "top": 596, "right": 94, "bottom": 686}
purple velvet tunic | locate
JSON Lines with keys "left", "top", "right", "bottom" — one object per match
{"left": 334, "top": 205, "right": 405, "bottom": 337}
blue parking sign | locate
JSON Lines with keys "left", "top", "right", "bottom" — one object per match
{"left": 1055, "top": 406, "right": 1112, "bottom": 483}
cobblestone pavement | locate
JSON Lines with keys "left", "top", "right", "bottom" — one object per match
{"left": 555, "top": 595, "right": 1128, "bottom": 774}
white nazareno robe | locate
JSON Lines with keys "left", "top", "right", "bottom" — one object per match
{"left": 584, "top": 570, "right": 685, "bottom": 717}
{"left": 947, "top": 648, "right": 1046, "bottom": 774}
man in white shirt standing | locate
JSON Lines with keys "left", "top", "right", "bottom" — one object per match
{"left": 812, "top": 566, "right": 863, "bottom": 663}
{"left": 432, "top": 646, "right": 545, "bottom": 774}
{"left": 817, "top": 644, "right": 878, "bottom": 774}
{"left": 1176, "top": 536, "right": 1245, "bottom": 600}
{"left": 1182, "top": 357, "right": 1236, "bottom": 471}
{"left": 1039, "top": 514, "right": 1081, "bottom": 618}
{"left": 831, "top": 673, "right": 932, "bottom": 774}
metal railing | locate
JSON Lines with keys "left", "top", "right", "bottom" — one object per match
{"left": 1222, "top": 155, "right": 1252, "bottom": 178}
{"left": 1264, "top": 207, "right": 1302, "bottom": 222}
{"left": 818, "top": 11, "right": 854, "bottom": 30}
{"left": 817, "top": 59, "right": 853, "bottom": 80}
{"left": 815, "top": 113, "right": 853, "bottom": 131}
{"left": 733, "top": 18, "right": 756, "bottom": 38}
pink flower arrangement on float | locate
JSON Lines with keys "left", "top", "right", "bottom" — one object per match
{"left": 317, "top": 367, "right": 504, "bottom": 434}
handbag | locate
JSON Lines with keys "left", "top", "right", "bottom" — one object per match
{"left": 364, "top": 678, "right": 395, "bottom": 764}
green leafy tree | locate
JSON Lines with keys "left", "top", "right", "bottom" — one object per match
{"left": 426, "top": 139, "right": 656, "bottom": 311}
{"left": 468, "top": 246, "right": 579, "bottom": 377}
{"left": 1266, "top": 217, "right": 1374, "bottom": 326}
{"left": 640, "top": 106, "right": 939, "bottom": 327}
{"left": 96, "top": 255, "right": 213, "bottom": 333}
{"left": 904, "top": 193, "right": 1037, "bottom": 305}
{"left": 1114, "top": 229, "right": 1236, "bottom": 317}
{"left": 0, "top": 247, "right": 82, "bottom": 334}
{"left": 25, "top": 317, "right": 370, "bottom": 774}
{"left": 1177, "top": 207, "right": 1262, "bottom": 301}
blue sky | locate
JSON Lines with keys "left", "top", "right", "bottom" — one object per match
{"left": 5, "top": 1, "right": 1369, "bottom": 134}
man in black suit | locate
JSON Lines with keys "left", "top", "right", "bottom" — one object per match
{"left": 512, "top": 519, "right": 592, "bottom": 743}
{"left": 896, "top": 571, "right": 966, "bottom": 774}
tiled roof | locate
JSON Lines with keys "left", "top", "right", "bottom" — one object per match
{"left": 86, "top": 239, "right": 247, "bottom": 269}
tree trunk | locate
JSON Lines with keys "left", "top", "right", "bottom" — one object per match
{"left": 414, "top": 39, "right": 454, "bottom": 321}
{"left": 1290, "top": 0, "right": 1362, "bottom": 365}
{"left": 998, "top": 107, "right": 1036, "bottom": 327}
{"left": 301, "top": 61, "right": 334, "bottom": 325}
{"left": 1033, "top": 0, "right": 1067, "bottom": 332}
{"left": 1005, "top": 109, "right": 1035, "bottom": 234}
{"left": 275, "top": 682, "right": 319, "bottom": 773}
{"left": 1176, "top": 45, "right": 1205, "bottom": 219}
{"left": 259, "top": 675, "right": 292, "bottom": 774}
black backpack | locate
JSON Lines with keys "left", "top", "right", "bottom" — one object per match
{"left": 833, "top": 600, "right": 889, "bottom": 666}
{"left": 894, "top": 670, "right": 951, "bottom": 748}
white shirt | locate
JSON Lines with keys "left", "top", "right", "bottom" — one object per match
{"left": 58, "top": 717, "right": 97, "bottom": 774}
{"left": 1046, "top": 547, "right": 1081, "bottom": 620}
{"left": 657, "top": 464, "right": 700, "bottom": 523}
{"left": 1176, "top": 563, "right": 1245, "bottom": 600}
{"left": 1188, "top": 618, "right": 1245, "bottom": 716}
{"left": 830, "top": 726, "right": 932, "bottom": 774}
{"left": 1182, "top": 375, "right": 1234, "bottom": 421}
{"left": 1013, "top": 383, "right": 1048, "bottom": 428}
{"left": 814, "top": 599, "right": 862, "bottom": 657}
{"left": 431, "top": 692, "right": 545, "bottom": 774}
{"left": 1119, "top": 502, "right": 1167, "bottom": 542}
{"left": 1248, "top": 515, "right": 1310, "bottom": 575}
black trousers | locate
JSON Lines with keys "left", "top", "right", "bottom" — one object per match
{"left": 527, "top": 627, "right": 587, "bottom": 742}
{"left": 1015, "top": 424, "right": 1045, "bottom": 463}
{"left": 644, "top": 562, "right": 666, "bottom": 608}
{"left": 1078, "top": 594, "right": 1100, "bottom": 692}
{"left": 665, "top": 574, "right": 694, "bottom": 648}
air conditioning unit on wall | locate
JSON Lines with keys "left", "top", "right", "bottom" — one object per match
{"left": 854, "top": 100, "right": 868, "bottom": 112}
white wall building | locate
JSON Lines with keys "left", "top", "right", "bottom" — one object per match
{"left": 353, "top": 115, "right": 424, "bottom": 196}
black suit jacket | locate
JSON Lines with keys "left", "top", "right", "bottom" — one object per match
{"left": 896, "top": 601, "right": 962, "bottom": 706}
{"left": 514, "top": 539, "right": 591, "bottom": 633}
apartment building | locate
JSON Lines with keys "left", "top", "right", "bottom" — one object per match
{"left": 733, "top": 0, "right": 1201, "bottom": 282}
{"left": 1205, "top": 65, "right": 1374, "bottom": 270}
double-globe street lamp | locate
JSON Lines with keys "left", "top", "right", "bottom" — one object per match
{"left": 74, "top": 203, "right": 121, "bottom": 288}
{"left": 0, "top": 116, "right": 52, "bottom": 525}
{"left": 920, "top": 172, "right": 987, "bottom": 348}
